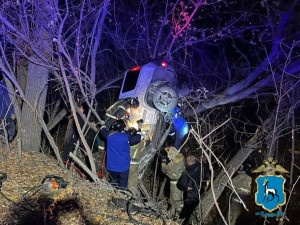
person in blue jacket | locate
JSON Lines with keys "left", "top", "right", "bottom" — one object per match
{"left": 100, "top": 119, "right": 142, "bottom": 189}
{"left": 169, "top": 106, "right": 189, "bottom": 150}
{"left": 0, "top": 80, "right": 16, "bottom": 142}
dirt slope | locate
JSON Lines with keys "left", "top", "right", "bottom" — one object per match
{"left": 0, "top": 149, "right": 177, "bottom": 225}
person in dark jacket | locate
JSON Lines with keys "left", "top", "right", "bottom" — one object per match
{"left": 77, "top": 103, "right": 108, "bottom": 179}
{"left": 0, "top": 80, "right": 16, "bottom": 142}
{"left": 63, "top": 103, "right": 99, "bottom": 161}
{"left": 169, "top": 107, "right": 189, "bottom": 150}
{"left": 77, "top": 103, "right": 100, "bottom": 154}
{"left": 97, "top": 97, "right": 140, "bottom": 152}
{"left": 100, "top": 119, "right": 142, "bottom": 189}
{"left": 62, "top": 116, "right": 78, "bottom": 162}
{"left": 177, "top": 155, "right": 210, "bottom": 225}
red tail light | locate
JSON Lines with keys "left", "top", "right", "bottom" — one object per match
{"left": 161, "top": 62, "right": 168, "bottom": 67}
{"left": 131, "top": 66, "right": 141, "bottom": 71}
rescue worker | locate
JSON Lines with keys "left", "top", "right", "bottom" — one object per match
{"left": 169, "top": 106, "right": 189, "bottom": 150}
{"left": 0, "top": 80, "right": 16, "bottom": 143}
{"left": 98, "top": 97, "right": 140, "bottom": 153}
{"left": 105, "top": 97, "right": 140, "bottom": 129}
{"left": 77, "top": 103, "right": 107, "bottom": 178}
{"left": 100, "top": 119, "right": 143, "bottom": 189}
{"left": 177, "top": 155, "right": 210, "bottom": 225}
{"left": 127, "top": 120, "right": 150, "bottom": 196}
{"left": 161, "top": 146, "right": 185, "bottom": 210}
{"left": 228, "top": 163, "right": 252, "bottom": 225}
{"left": 63, "top": 103, "right": 103, "bottom": 178}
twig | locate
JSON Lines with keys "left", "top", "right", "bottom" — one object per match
{"left": 192, "top": 129, "right": 248, "bottom": 211}
{"left": 284, "top": 175, "right": 300, "bottom": 214}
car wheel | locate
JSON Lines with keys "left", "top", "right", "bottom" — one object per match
{"left": 152, "top": 86, "right": 178, "bottom": 112}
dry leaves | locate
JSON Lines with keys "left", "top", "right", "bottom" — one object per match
{"left": 0, "top": 148, "right": 178, "bottom": 225}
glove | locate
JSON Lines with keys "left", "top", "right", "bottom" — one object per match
{"left": 141, "top": 130, "right": 148, "bottom": 135}
{"left": 96, "top": 120, "right": 105, "bottom": 128}
{"left": 162, "top": 157, "right": 168, "bottom": 163}
{"left": 161, "top": 156, "right": 170, "bottom": 164}
{"left": 137, "top": 130, "right": 148, "bottom": 138}
{"left": 164, "top": 113, "right": 171, "bottom": 123}
{"left": 143, "top": 134, "right": 150, "bottom": 141}
{"left": 137, "top": 119, "right": 144, "bottom": 130}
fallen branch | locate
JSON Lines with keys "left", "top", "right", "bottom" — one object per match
{"left": 69, "top": 152, "right": 100, "bottom": 182}
{"left": 199, "top": 131, "right": 260, "bottom": 221}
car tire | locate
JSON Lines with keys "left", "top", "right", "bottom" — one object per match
{"left": 152, "top": 86, "right": 178, "bottom": 112}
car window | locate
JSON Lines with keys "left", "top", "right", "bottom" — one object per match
{"left": 151, "top": 67, "right": 177, "bottom": 87}
{"left": 122, "top": 70, "right": 140, "bottom": 93}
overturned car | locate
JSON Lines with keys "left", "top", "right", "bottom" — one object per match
{"left": 119, "top": 60, "right": 179, "bottom": 124}
{"left": 118, "top": 60, "right": 180, "bottom": 194}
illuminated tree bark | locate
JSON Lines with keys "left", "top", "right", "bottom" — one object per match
{"left": 21, "top": 62, "right": 49, "bottom": 151}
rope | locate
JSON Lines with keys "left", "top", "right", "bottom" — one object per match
{"left": 98, "top": 150, "right": 107, "bottom": 178}
{"left": 63, "top": 150, "right": 106, "bottom": 179}
{"left": 63, "top": 161, "right": 86, "bottom": 179}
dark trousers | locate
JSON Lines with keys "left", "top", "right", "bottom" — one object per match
{"left": 63, "top": 134, "right": 77, "bottom": 162}
{"left": 108, "top": 169, "right": 129, "bottom": 189}
{"left": 179, "top": 198, "right": 199, "bottom": 225}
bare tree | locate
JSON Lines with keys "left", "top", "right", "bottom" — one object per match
{"left": 0, "top": 3, "right": 299, "bottom": 222}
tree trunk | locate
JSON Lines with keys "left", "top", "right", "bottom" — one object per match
{"left": 16, "top": 57, "right": 28, "bottom": 95}
{"left": 21, "top": 62, "right": 48, "bottom": 151}
{"left": 200, "top": 133, "right": 260, "bottom": 221}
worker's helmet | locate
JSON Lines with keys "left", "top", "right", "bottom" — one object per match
{"left": 130, "top": 98, "right": 140, "bottom": 109}
{"left": 165, "top": 146, "right": 179, "bottom": 160}
{"left": 111, "top": 119, "right": 126, "bottom": 132}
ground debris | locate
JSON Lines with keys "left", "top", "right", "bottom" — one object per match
{"left": 0, "top": 149, "right": 177, "bottom": 224}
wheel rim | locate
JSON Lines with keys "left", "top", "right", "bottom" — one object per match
{"left": 153, "top": 86, "right": 178, "bottom": 112}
